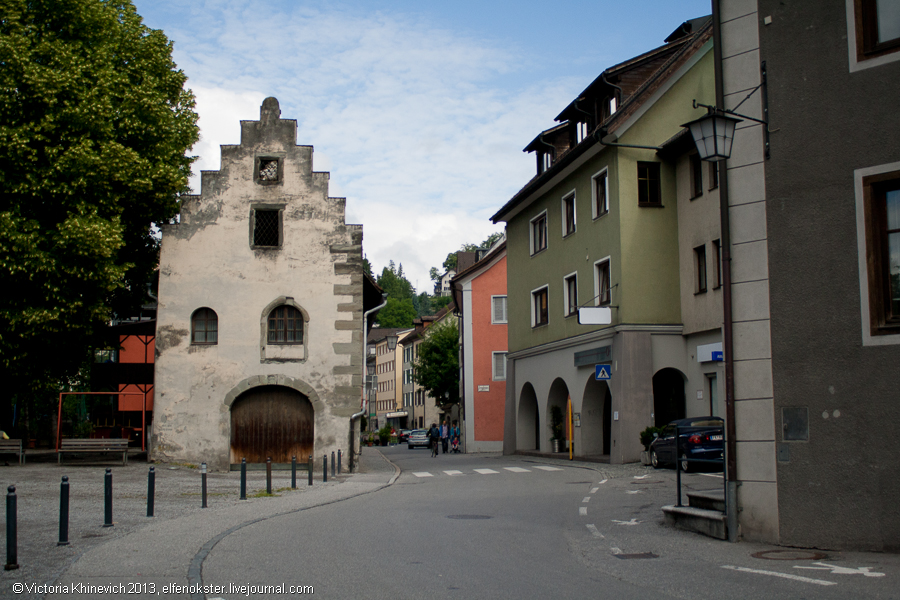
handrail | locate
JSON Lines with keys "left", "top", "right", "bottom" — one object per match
{"left": 674, "top": 425, "right": 726, "bottom": 509}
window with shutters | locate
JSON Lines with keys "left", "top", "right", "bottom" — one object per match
{"left": 491, "top": 295, "right": 508, "bottom": 324}
{"left": 492, "top": 352, "right": 507, "bottom": 381}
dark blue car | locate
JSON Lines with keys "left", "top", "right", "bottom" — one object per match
{"left": 649, "top": 417, "right": 724, "bottom": 472}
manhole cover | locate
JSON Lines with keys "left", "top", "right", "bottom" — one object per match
{"left": 752, "top": 550, "right": 829, "bottom": 561}
{"left": 447, "top": 515, "right": 492, "bottom": 520}
{"left": 614, "top": 552, "right": 659, "bottom": 559}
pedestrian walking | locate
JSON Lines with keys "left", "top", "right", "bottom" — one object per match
{"left": 441, "top": 420, "right": 449, "bottom": 454}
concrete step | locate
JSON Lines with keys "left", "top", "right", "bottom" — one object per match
{"left": 687, "top": 490, "right": 725, "bottom": 512}
{"left": 662, "top": 505, "right": 727, "bottom": 540}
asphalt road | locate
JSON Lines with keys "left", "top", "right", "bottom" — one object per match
{"left": 200, "top": 447, "right": 900, "bottom": 600}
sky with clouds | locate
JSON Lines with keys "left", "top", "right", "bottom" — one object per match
{"left": 133, "top": 0, "right": 711, "bottom": 293}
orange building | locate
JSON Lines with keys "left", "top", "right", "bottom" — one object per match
{"left": 452, "top": 240, "right": 507, "bottom": 452}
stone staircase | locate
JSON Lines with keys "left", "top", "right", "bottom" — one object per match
{"left": 662, "top": 490, "right": 727, "bottom": 540}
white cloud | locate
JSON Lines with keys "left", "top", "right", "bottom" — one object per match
{"left": 169, "top": 1, "right": 580, "bottom": 291}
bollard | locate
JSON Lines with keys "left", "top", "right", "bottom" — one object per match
{"left": 338, "top": 449, "right": 342, "bottom": 475}
{"left": 331, "top": 451, "right": 336, "bottom": 478}
{"left": 58, "top": 476, "right": 70, "bottom": 546}
{"left": 201, "top": 462, "right": 208, "bottom": 508}
{"left": 147, "top": 467, "right": 155, "bottom": 517}
{"left": 103, "top": 468, "right": 114, "bottom": 527}
{"left": 323, "top": 455, "right": 327, "bottom": 483}
{"left": 291, "top": 456, "right": 297, "bottom": 489}
{"left": 266, "top": 458, "right": 272, "bottom": 494}
{"left": 240, "top": 458, "right": 247, "bottom": 500}
{"left": 5, "top": 485, "right": 18, "bottom": 570}
{"left": 308, "top": 455, "right": 312, "bottom": 486}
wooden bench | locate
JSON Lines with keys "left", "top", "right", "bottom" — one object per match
{"left": 0, "top": 439, "right": 24, "bottom": 465}
{"left": 58, "top": 439, "right": 129, "bottom": 465}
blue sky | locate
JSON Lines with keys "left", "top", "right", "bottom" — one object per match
{"left": 133, "top": 0, "right": 711, "bottom": 292}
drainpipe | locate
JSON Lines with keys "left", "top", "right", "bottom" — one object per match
{"left": 350, "top": 293, "right": 387, "bottom": 471}
{"left": 712, "top": 0, "right": 739, "bottom": 542}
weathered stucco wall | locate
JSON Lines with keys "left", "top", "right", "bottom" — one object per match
{"left": 152, "top": 98, "right": 363, "bottom": 471}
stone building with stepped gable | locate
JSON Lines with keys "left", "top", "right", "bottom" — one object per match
{"left": 152, "top": 97, "right": 381, "bottom": 471}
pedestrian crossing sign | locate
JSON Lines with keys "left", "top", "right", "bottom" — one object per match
{"left": 595, "top": 364, "right": 612, "bottom": 380}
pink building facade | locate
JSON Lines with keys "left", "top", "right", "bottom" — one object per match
{"left": 453, "top": 242, "right": 507, "bottom": 452}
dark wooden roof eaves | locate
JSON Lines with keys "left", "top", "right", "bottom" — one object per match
{"left": 491, "top": 22, "right": 712, "bottom": 224}
{"left": 366, "top": 327, "right": 408, "bottom": 344}
{"left": 450, "top": 241, "right": 506, "bottom": 314}
{"left": 523, "top": 122, "right": 569, "bottom": 153}
{"left": 657, "top": 127, "right": 695, "bottom": 159}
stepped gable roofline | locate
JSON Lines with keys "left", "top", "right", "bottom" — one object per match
{"left": 491, "top": 20, "right": 712, "bottom": 224}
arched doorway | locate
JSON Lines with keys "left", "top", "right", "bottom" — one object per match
{"left": 517, "top": 383, "right": 539, "bottom": 451}
{"left": 652, "top": 368, "right": 686, "bottom": 427}
{"left": 547, "top": 378, "right": 570, "bottom": 451}
{"left": 582, "top": 376, "right": 611, "bottom": 456}
{"left": 230, "top": 385, "right": 314, "bottom": 464}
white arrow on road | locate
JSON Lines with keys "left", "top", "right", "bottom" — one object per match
{"left": 612, "top": 518, "right": 641, "bottom": 525}
{"left": 794, "top": 562, "right": 885, "bottom": 577}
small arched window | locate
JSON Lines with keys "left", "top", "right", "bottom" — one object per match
{"left": 268, "top": 305, "right": 303, "bottom": 344}
{"left": 191, "top": 308, "right": 218, "bottom": 344}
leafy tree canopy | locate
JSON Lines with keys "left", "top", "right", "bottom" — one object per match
{"left": 413, "top": 319, "right": 459, "bottom": 408}
{"left": 0, "top": 0, "right": 199, "bottom": 413}
{"left": 376, "top": 297, "right": 416, "bottom": 329}
{"left": 437, "top": 232, "right": 504, "bottom": 274}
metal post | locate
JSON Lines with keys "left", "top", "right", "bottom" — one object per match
{"left": 266, "top": 457, "right": 272, "bottom": 494}
{"left": 291, "top": 456, "right": 297, "bottom": 489}
{"left": 308, "top": 455, "right": 312, "bottom": 486}
{"left": 240, "top": 458, "right": 246, "bottom": 500}
{"left": 147, "top": 467, "right": 155, "bottom": 517}
{"left": 103, "top": 468, "right": 114, "bottom": 527}
{"left": 58, "top": 477, "right": 70, "bottom": 546}
{"left": 675, "top": 426, "right": 682, "bottom": 507}
{"left": 201, "top": 462, "right": 208, "bottom": 508}
{"left": 338, "top": 449, "right": 342, "bottom": 475}
{"left": 323, "top": 455, "right": 327, "bottom": 483}
{"left": 331, "top": 451, "right": 336, "bottom": 478}
{"left": 5, "top": 486, "right": 18, "bottom": 570}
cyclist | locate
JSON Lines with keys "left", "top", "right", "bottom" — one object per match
{"left": 429, "top": 422, "right": 441, "bottom": 457}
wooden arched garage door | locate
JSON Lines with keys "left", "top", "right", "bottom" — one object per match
{"left": 230, "top": 385, "right": 313, "bottom": 464}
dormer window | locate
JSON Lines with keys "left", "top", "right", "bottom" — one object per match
{"left": 540, "top": 151, "right": 553, "bottom": 174}
{"left": 576, "top": 122, "right": 589, "bottom": 143}
{"left": 609, "top": 96, "right": 618, "bottom": 115}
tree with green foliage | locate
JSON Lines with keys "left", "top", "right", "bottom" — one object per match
{"left": 0, "top": 0, "right": 199, "bottom": 432}
{"left": 375, "top": 262, "right": 417, "bottom": 327}
{"left": 376, "top": 298, "right": 417, "bottom": 328}
{"left": 435, "top": 231, "right": 504, "bottom": 275}
{"left": 413, "top": 319, "right": 459, "bottom": 409}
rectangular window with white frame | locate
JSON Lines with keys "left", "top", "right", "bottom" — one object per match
{"left": 564, "top": 273, "right": 578, "bottom": 317}
{"left": 592, "top": 168, "right": 609, "bottom": 219}
{"left": 562, "top": 191, "right": 576, "bottom": 237}
{"left": 491, "top": 295, "right": 508, "bottom": 324}
{"left": 531, "top": 285, "right": 549, "bottom": 327}
{"left": 594, "top": 258, "right": 611, "bottom": 306}
{"left": 492, "top": 352, "right": 507, "bottom": 381}
{"left": 530, "top": 211, "right": 548, "bottom": 255}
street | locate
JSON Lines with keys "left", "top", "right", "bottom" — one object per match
{"left": 198, "top": 448, "right": 898, "bottom": 600}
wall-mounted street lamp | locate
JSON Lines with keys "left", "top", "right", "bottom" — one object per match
{"left": 681, "top": 108, "right": 742, "bottom": 162}
{"left": 386, "top": 334, "right": 399, "bottom": 351}
{"left": 367, "top": 361, "right": 376, "bottom": 377}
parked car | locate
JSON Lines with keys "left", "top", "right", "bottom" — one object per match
{"left": 407, "top": 429, "right": 431, "bottom": 450}
{"left": 398, "top": 429, "right": 412, "bottom": 443}
{"left": 649, "top": 417, "right": 724, "bottom": 472}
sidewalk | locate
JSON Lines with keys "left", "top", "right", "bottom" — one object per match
{"left": 0, "top": 448, "right": 397, "bottom": 599}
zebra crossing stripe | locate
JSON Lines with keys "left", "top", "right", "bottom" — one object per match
{"left": 413, "top": 472, "right": 433, "bottom": 478}
{"left": 443, "top": 470, "right": 463, "bottom": 476}
{"left": 503, "top": 467, "right": 530, "bottom": 473}
{"left": 474, "top": 468, "right": 499, "bottom": 474}
{"left": 534, "top": 466, "right": 562, "bottom": 471}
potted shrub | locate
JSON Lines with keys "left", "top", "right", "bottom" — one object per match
{"left": 550, "top": 406, "right": 564, "bottom": 453}
{"left": 639, "top": 426, "right": 661, "bottom": 465}
{"left": 378, "top": 425, "right": 391, "bottom": 446}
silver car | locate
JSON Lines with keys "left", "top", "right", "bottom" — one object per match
{"left": 407, "top": 429, "right": 431, "bottom": 449}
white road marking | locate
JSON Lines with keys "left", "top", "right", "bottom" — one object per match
{"left": 612, "top": 519, "right": 641, "bottom": 525}
{"left": 610, "top": 547, "right": 623, "bottom": 554}
{"left": 699, "top": 473, "right": 724, "bottom": 478}
{"left": 598, "top": 479, "right": 608, "bottom": 484}
{"left": 474, "top": 468, "right": 499, "bottom": 474}
{"left": 504, "top": 467, "right": 530, "bottom": 473}
{"left": 590, "top": 487, "right": 599, "bottom": 494}
{"left": 633, "top": 475, "right": 650, "bottom": 479}
{"left": 626, "top": 490, "right": 642, "bottom": 494}
{"left": 794, "top": 563, "right": 885, "bottom": 577}
{"left": 413, "top": 472, "right": 433, "bottom": 478}
{"left": 585, "top": 524, "right": 604, "bottom": 538}
{"left": 534, "top": 466, "right": 562, "bottom": 471}
{"left": 443, "top": 470, "right": 463, "bottom": 476}
{"left": 582, "top": 497, "right": 591, "bottom": 503}
{"left": 579, "top": 507, "right": 588, "bottom": 516}
{"left": 722, "top": 565, "right": 836, "bottom": 586}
